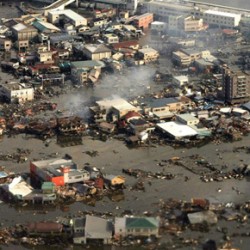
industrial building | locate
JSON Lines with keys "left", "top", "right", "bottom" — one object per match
{"left": 30, "top": 158, "right": 90, "bottom": 186}
{"left": 47, "top": 9, "right": 87, "bottom": 27}
{"left": 0, "top": 82, "right": 34, "bottom": 103}
{"left": 203, "top": 10, "right": 241, "bottom": 28}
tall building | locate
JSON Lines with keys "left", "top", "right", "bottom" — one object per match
{"left": 222, "top": 67, "right": 250, "bottom": 104}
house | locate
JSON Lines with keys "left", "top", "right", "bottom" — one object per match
{"left": 0, "top": 82, "right": 34, "bottom": 103}
{"left": 30, "top": 157, "right": 90, "bottom": 187}
{"left": 114, "top": 217, "right": 159, "bottom": 238}
{"left": 139, "top": 97, "right": 183, "bottom": 116}
{"left": 176, "top": 114, "right": 199, "bottom": 126}
{"left": 103, "top": 34, "right": 119, "bottom": 44}
{"left": 82, "top": 44, "right": 112, "bottom": 60}
{"left": 156, "top": 121, "right": 198, "bottom": 140}
{"left": 16, "top": 40, "right": 29, "bottom": 51}
{"left": 36, "top": 46, "right": 54, "bottom": 63}
{"left": 26, "top": 222, "right": 63, "bottom": 236}
{"left": 173, "top": 75, "right": 189, "bottom": 86}
{"left": 138, "top": 47, "right": 159, "bottom": 63}
{"left": 71, "top": 60, "right": 105, "bottom": 85}
{"left": 92, "top": 98, "right": 138, "bottom": 122}
{"left": 111, "top": 40, "right": 139, "bottom": 51}
{"left": 151, "top": 21, "right": 167, "bottom": 32}
{"left": 0, "top": 38, "right": 12, "bottom": 51}
{"left": 12, "top": 23, "right": 38, "bottom": 41}
{"left": 72, "top": 215, "right": 113, "bottom": 245}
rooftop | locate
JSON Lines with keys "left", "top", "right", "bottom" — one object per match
{"left": 48, "top": 9, "right": 87, "bottom": 22}
{"left": 157, "top": 121, "right": 198, "bottom": 138}
{"left": 204, "top": 10, "right": 241, "bottom": 18}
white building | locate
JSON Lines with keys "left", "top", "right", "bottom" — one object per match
{"left": 173, "top": 75, "right": 189, "bottom": 86}
{"left": 151, "top": 21, "right": 167, "bottom": 32}
{"left": 146, "top": 1, "right": 192, "bottom": 21}
{"left": 48, "top": 9, "right": 87, "bottom": 27}
{"left": 156, "top": 121, "right": 198, "bottom": 140}
{"left": 203, "top": 10, "right": 241, "bottom": 28}
{"left": 0, "top": 82, "right": 34, "bottom": 103}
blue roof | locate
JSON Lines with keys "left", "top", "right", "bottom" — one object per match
{"left": 0, "top": 171, "right": 8, "bottom": 179}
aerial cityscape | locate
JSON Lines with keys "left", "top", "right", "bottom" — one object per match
{"left": 0, "top": 0, "right": 250, "bottom": 249}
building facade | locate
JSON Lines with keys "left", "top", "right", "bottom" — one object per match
{"left": 222, "top": 67, "right": 250, "bottom": 104}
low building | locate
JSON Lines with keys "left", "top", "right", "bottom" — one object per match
{"left": 172, "top": 51, "right": 191, "bottom": 67}
{"left": 82, "top": 44, "right": 112, "bottom": 60}
{"left": 0, "top": 38, "right": 12, "bottom": 51}
{"left": 151, "top": 21, "right": 167, "bottom": 32}
{"left": 176, "top": 114, "right": 199, "bottom": 126}
{"left": 32, "top": 20, "right": 61, "bottom": 34}
{"left": 30, "top": 158, "right": 90, "bottom": 187}
{"left": 133, "top": 13, "right": 153, "bottom": 30}
{"left": 71, "top": 60, "right": 105, "bottom": 85}
{"left": 12, "top": 23, "right": 38, "bottom": 41}
{"left": 103, "top": 33, "right": 119, "bottom": 44}
{"left": 182, "top": 16, "right": 205, "bottom": 32}
{"left": 111, "top": 40, "right": 139, "bottom": 50}
{"left": 156, "top": 121, "right": 198, "bottom": 140}
{"left": 92, "top": 98, "right": 138, "bottom": 122}
{"left": 140, "top": 97, "right": 183, "bottom": 115}
{"left": 173, "top": 75, "right": 189, "bottom": 86}
{"left": 115, "top": 217, "right": 159, "bottom": 238}
{"left": 0, "top": 82, "right": 34, "bottom": 103}
{"left": 138, "top": 47, "right": 159, "bottom": 63}
{"left": 73, "top": 215, "right": 113, "bottom": 245}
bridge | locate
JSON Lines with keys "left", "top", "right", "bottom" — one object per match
{"left": 183, "top": 0, "right": 250, "bottom": 14}
{"left": 25, "top": 0, "right": 77, "bottom": 14}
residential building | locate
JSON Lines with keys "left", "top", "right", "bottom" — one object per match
{"left": 172, "top": 51, "right": 191, "bottom": 67}
{"left": 92, "top": 98, "right": 138, "bottom": 122}
{"left": 103, "top": 34, "right": 119, "bottom": 44}
{"left": 48, "top": 9, "right": 87, "bottom": 27}
{"left": 0, "top": 82, "right": 34, "bottom": 103}
{"left": 114, "top": 217, "right": 160, "bottom": 238}
{"left": 0, "top": 38, "right": 12, "bottom": 51}
{"left": 30, "top": 158, "right": 90, "bottom": 187}
{"left": 222, "top": 67, "right": 250, "bottom": 104}
{"left": 133, "top": 13, "right": 153, "bottom": 30}
{"left": 71, "top": 60, "right": 105, "bottom": 85}
{"left": 182, "top": 16, "right": 205, "bottom": 32}
{"left": 203, "top": 10, "right": 241, "bottom": 28}
{"left": 37, "top": 46, "right": 54, "bottom": 63}
{"left": 151, "top": 21, "right": 167, "bottom": 32}
{"left": 139, "top": 97, "right": 183, "bottom": 118}
{"left": 173, "top": 75, "right": 189, "bottom": 86}
{"left": 16, "top": 40, "right": 29, "bottom": 51}
{"left": 72, "top": 215, "right": 113, "bottom": 245}
{"left": 111, "top": 40, "right": 139, "bottom": 50}
{"left": 138, "top": 47, "right": 159, "bottom": 63}
{"left": 176, "top": 114, "right": 199, "bottom": 126}
{"left": 82, "top": 44, "right": 112, "bottom": 60}
{"left": 12, "top": 23, "right": 38, "bottom": 41}
{"left": 172, "top": 48, "right": 208, "bottom": 67}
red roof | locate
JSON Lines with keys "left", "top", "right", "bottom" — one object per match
{"left": 112, "top": 40, "right": 139, "bottom": 50}
{"left": 124, "top": 111, "right": 142, "bottom": 121}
